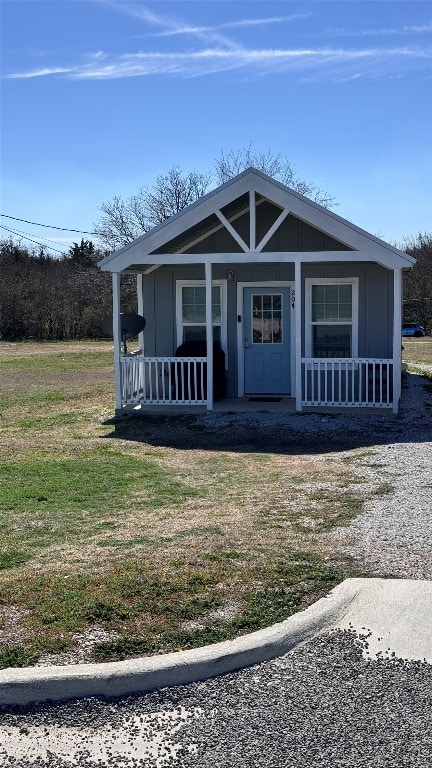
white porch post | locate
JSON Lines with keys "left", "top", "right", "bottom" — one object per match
{"left": 205, "top": 261, "right": 213, "bottom": 410}
{"left": 392, "top": 267, "right": 402, "bottom": 414}
{"left": 295, "top": 260, "right": 302, "bottom": 411}
{"left": 136, "top": 273, "right": 145, "bottom": 355}
{"left": 112, "top": 272, "right": 122, "bottom": 411}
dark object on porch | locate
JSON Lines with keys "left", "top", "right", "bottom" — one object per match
{"left": 172, "top": 341, "right": 227, "bottom": 401}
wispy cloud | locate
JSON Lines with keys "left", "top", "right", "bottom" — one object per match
{"left": 6, "top": 67, "right": 76, "bottom": 80}
{"left": 144, "top": 13, "right": 312, "bottom": 38}
{"left": 4, "top": 3, "right": 431, "bottom": 82}
{"left": 100, "top": 0, "right": 239, "bottom": 48}
{"left": 5, "top": 46, "right": 430, "bottom": 81}
{"left": 327, "top": 24, "right": 432, "bottom": 37}
{"left": 223, "top": 14, "right": 311, "bottom": 30}
{"left": 100, "top": 2, "right": 311, "bottom": 50}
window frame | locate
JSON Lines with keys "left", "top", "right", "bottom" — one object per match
{"left": 176, "top": 279, "right": 228, "bottom": 357}
{"left": 305, "top": 277, "right": 359, "bottom": 358}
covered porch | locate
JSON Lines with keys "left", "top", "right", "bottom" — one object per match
{"left": 112, "top": 251, "right": 401, "bottom": 414}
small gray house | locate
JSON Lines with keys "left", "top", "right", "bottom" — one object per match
{"left": 98, "top": 167, "right": 415, "bottom": 414}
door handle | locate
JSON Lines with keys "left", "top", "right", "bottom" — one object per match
{"left": 244, "top": 336, "right": 250, "bottom": 348}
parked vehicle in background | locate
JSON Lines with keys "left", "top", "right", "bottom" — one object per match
{"left": 402, "top": 323, "right": 426, "bottom": 337}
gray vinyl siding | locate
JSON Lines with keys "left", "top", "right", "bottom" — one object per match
{"left": 186, "top": 227, "right": 242, "bottom": 254}
{"left": 262, "top": 213, "right": 351, "bottom": 252}
{"left": 363, "top": 263, "right": 394, "bottom": 358}
{"left": 153, "top": 205, "right": 352, "bottom": 256}
{"left": 141, "top": 260, "right": 393, "bottom": 398}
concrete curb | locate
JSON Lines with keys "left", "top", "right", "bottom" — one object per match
{"left": 0, "top": 578, "right": 363, "bottom": 708}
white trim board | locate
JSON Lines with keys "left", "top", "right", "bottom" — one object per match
{"left": 121, "top": 250, "right": 407, "bottom": 272}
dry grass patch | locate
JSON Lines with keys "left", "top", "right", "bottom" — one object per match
{"left": 402, "top": 337, "right": 432, "bottom": 371}
{"left": 0, "top": 340, "right": 114, "bottom": 358}
{"left": 0, "top": 342, "right": 379, "bottom": 667}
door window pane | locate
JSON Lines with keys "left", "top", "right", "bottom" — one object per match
{"left": 253, "top": 295, "right": 262, "bottom": 312}
{"left": 252, "top": 294, "right": 283, "bottom": 344}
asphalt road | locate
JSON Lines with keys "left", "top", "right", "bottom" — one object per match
{"left": 1, "top": 624, "right": 431, "bottom": 768}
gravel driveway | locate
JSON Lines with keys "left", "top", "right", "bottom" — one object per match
{"left": 324, "top": 372, "right": 432, "bottom": 580}
{"left": 0, "top": 371, "right": 431, "bottom": 767}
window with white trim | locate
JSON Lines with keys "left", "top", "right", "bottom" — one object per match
{"left": 176, "top": 281, "right": 227, "bottom": 351}
{"left": 306, "top": 279, "right": 358, "bottom": 358}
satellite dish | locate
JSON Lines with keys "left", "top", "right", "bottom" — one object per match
{"left": 102, "top": 313, "right": 146, "bottom": 354}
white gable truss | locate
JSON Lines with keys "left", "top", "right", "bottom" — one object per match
{"left": 98, "top": 167, "right": 414, "bottom": 273}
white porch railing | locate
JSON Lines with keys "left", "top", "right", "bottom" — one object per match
{"left": 121, "top": 356, "right": 208, "bottom": 406}
{"left": 302, "top": 358, "right": 394, "bottom": 408}
{"left": 121, "top": 356, "right": 394, "bottom": 409}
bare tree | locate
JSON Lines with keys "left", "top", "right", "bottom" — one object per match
{"left": 214, "top": 146, "right": 336, "bottom": 208}
{"left": 94, "top": 149, "right": 336, "bottom": 251}
{"left": 143, "top": 166, "right": 211, "bottom": 226}
{"left": 95, "top": 167, "right": 211, "bottom": 250}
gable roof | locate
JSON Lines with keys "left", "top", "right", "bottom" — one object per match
{"left": 98, "top": 167, "right": 415, "bottom": 271}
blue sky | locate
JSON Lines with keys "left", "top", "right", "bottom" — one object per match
{"left": 1, "top": 0, "right": 431, "bottom": 253}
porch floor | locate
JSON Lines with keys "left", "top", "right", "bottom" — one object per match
{"left": 120, "top": 397, "right": 295, "bottom": 415}
{"left": 119, "top": 397, "right": 392, "bottom": 416}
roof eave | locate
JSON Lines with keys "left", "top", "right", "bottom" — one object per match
{"left": 97, "top": 167, "right": 417, "bottom": 272}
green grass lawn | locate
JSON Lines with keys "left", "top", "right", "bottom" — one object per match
{"left": 0, "top": 339, "right": 428, "bottom": 668}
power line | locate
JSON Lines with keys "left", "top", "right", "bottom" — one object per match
{"left": 0, "top": 213, "right": 98, "bottom": 235}
{"left": 0, "top": 225, "right": 65, "bottom": 254}
{"left": 0, "top": 224, "right": 70, "bottom": 249}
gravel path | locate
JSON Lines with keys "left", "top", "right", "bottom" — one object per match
{"left": 327, "top": 438, "right": 432, "bottom": 579}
